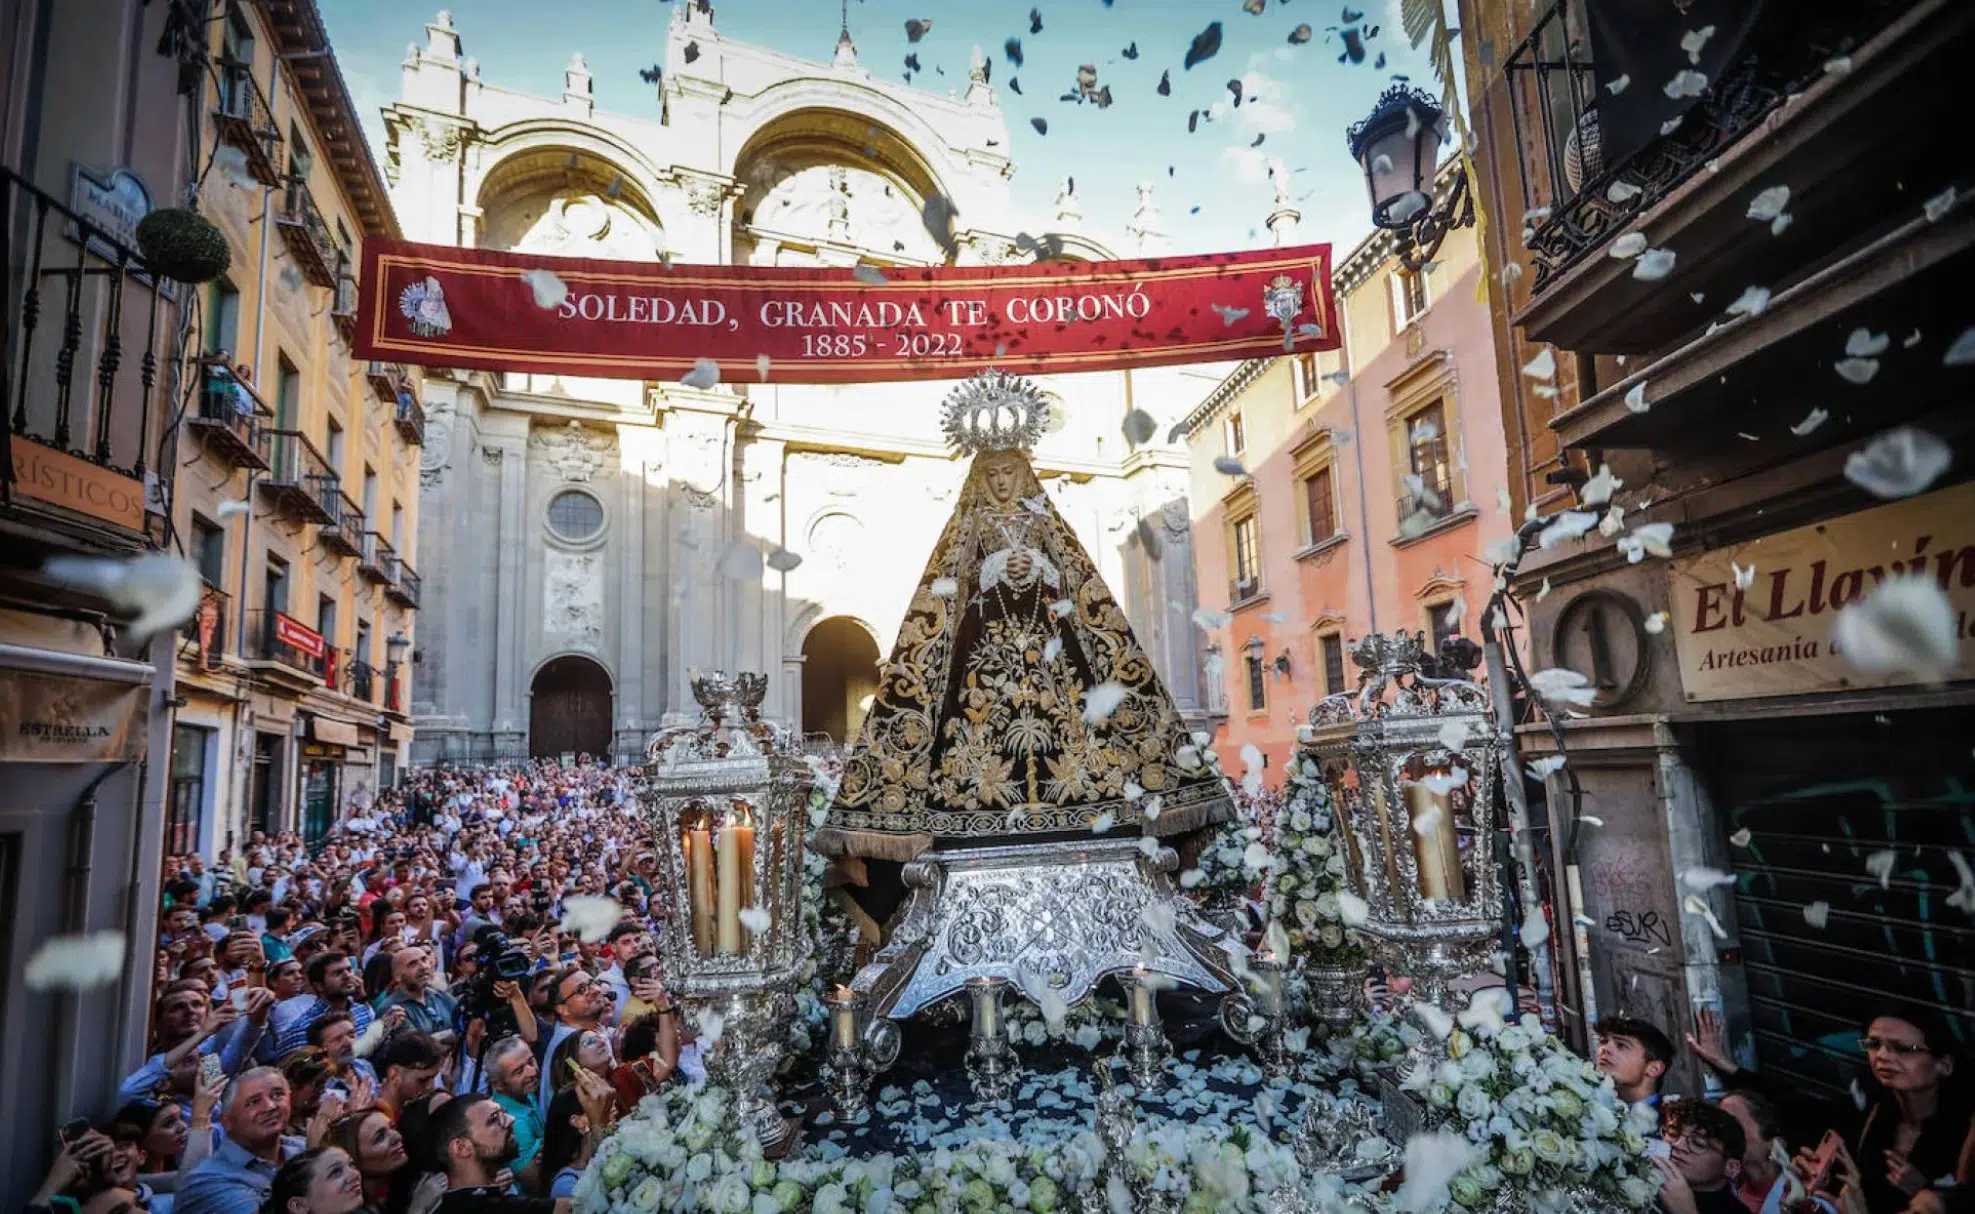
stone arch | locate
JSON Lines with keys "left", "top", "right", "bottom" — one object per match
{"left": 474, "top": 134, "right": 666, "bottom": 261}
{"left": 528, "top": 652, "right": 614, "bottom": 760}
{"left": 730, "top": 101, "right": 955, "bottom": 265}
{"left": 799, "top": 615, "right": 883, "bottom": 747}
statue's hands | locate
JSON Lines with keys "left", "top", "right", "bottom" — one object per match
{"left": 1008, "top": 550, "right": 1034, "bottom": 583}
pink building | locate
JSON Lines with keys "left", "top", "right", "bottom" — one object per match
{"left": 1181, "top": 199, "right": 1513, "bottom": 779}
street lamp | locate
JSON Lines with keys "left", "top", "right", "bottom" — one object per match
{"left": 385, "top": 631, "right": 409, "bottom": 669}
{"left": 1347, "top": 85, "right": 1474, "bottom": 273}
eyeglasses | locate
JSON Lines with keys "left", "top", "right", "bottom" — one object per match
{"left": 1859, "top": 1037, "right": 1933, "bottom": 1057}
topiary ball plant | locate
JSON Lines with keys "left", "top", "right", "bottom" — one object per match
{"left": 135, "top": 208, "right": 231, "bottom": 284}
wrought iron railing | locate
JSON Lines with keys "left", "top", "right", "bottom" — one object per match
{"left": 365, "top": 360, "right": 404, "bottom": 403}
{"left": 319, "top": 489, "right": 363, "bottom": 556}
{"left": 1505, "top": 0, "right": 1915, "bottom": 294}
{"left": 351, "top": 659, "right": 377, "bottom": 703}
{"left": 332, "top": 270, "right": 359, "bottom": 339}
{"left": 384, "top": 548, "right": 421, "bottom": 608}
{"left": 358, "top": 530, "right": 391, "bottom": 582}
{"left": 276, "top": 176, "right": 339, "bottom": 287}
{"left": 190, "top": 357, "right": 271, "bottom": 468}
{"left": 394, "top": 395, "right": 425, "bottom": 445}
{"left": 261, "top": 429, "right": 338, "bottom": 525}
{"left": 1, "top": 163, "right": 170, "bottom": 501}
{"left": 212, "top": 59, "right": 285, "bottom": 186}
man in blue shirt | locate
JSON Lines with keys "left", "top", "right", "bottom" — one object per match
{"left": 174, "top": 1068, "right": 302, "bottom": 1214}
{"left": 373, "top": 945, "right": 459, "bottom": 1045}
{"left": 273, "top": 951, "right": 375, "bottom": 1057}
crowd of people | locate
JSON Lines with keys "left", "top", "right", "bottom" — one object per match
{"left": 20, "top": 758, "right": 1972, "bottom": 1214}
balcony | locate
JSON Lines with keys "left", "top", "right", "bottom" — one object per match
{"left": 211, "top": 60, "right": 285, "bottom": 187}
{"left": 358, "top": 531, "right": 393, "bottom": 583}
{"left": 394, "top": 395, "right": 425, "bottom": 445}
{"left": 1228, "top": 575, "right": 1262, "bottom": 606}
{"left": 1504, "top": 0, "right": 1962, "bottom": 353}
{"left": 350, "top": 659, "right": 377, "bottom": 704}
{"left": 244, "top": 608, "right": 325, "bottom": 688}
{"left": 178, "top": 584, "right": 229, "bottom": 672}
{"left": 365, "top": 360, "right": 405, "bottom": 404}
{"left": 187, "top": 358, "right": 271, "bottom": 470}
{"left": 1, "top": 164, "right": 168, "bottom": 547}
{"left": 385, "top": 555, "right": 421, "bottom": 608}
{"left": 259, "top": 430, "right": 337, "bottom": 526}
{"left": 275, "top": 176, "right": 339, "bottom": 288}
{"left": 318, "top": 490, "right": 364, "bottom": 558}
{"left": 332, "top": 271, "right": 359, "bottom": 342}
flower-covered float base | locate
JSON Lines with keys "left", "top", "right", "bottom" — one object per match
{"left": 577, "top": 1044, "right": 1388, "bottom": 1214}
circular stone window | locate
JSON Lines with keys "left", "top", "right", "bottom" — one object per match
{"left": 547, "top": 489, "right": 605, "bottom": 542}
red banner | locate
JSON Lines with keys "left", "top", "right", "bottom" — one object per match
{"left": 275, "top": 612, "right": 325, "bottom": 659}
{"left": 354, "top": 239, "right": 1339, "bottom": 384}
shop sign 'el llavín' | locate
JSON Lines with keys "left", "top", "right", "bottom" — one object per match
{"left": 1668, "top": 481, "right": 1975, "bottom": 701}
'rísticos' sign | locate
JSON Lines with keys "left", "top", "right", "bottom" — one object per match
{"left": 352, "top": 239, "right": 1340, "bottom": 384}
{"left": 1668, "top": 481, "right": 1974, "bottom": 701}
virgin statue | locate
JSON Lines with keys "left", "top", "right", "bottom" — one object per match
{"left": 813, "top": 372, "right": 1232, "bottom": 931}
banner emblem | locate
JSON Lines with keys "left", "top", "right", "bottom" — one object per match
{"left": 399, "top": 276, "right": 453, "bottom": 338}
{"left": 1263, "top": 273, "right": 1307, "bottom": 330}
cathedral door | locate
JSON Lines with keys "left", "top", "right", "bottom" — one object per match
{"left": 801, "top": 617, "right": 880, "bottom": 747}
{"left": 530, "top": 655, "right": 613, "bottom": 760}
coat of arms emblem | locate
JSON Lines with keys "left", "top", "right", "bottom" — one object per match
{"left": 398, "top": 276, "right": 453, "bottom": 338}
{"left": 1262, "top": 273, "right": 1305, "bottom": 328}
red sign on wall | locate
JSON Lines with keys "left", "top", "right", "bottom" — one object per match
{"left": 354, "top": 238, "right": 1340, "bottom": 384}
{"left": 275, "top": 612, "right": 324, "bottom": 659}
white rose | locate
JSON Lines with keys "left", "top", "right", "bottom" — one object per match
{"left": 1457, "top": 1084, "right": 1493, "bottom": 1120}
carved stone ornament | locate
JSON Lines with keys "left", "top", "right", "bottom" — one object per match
{"left": 481, "top": 445, "right": 504, "bottom": 466}
{"left": 1160, "top": 499, "right": 1190, "bottom": 542}
{"left": 685, "top": 179, "right": 726, "bottom": 217}
{"left": 419, "top": 400, "right": 454, "bottom": 474}
{"left": 544, "top": 551, "right": 605, "bottom": 649}
{"left": 529, "top": 421, "right": 615, "bottom": 484}
{"left": 415, "top": 116, "right": 465, "bottom": 163}
{"left": 681, "top": 485, "right": 718, "bottom": 512}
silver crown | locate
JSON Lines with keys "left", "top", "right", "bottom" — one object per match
{"left": 939, "top": 371, "right": 1051, "bottom": 455}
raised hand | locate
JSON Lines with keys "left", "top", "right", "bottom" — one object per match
{"left": 1685, "top": 1005, "right": 1734, "bottom": 1075}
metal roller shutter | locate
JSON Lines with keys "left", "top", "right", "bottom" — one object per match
{"left": 1697, "top": 707, "right": 1975, "bottom": 1101}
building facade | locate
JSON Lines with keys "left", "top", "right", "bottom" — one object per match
{"left": 168, "top": 0, "right": 422, "bottom": 855}
{"left": 1180, "top": 182, "right": 1514, "bottom": 778}
{"left": 386, "top": 6, "right": 1216, "bottom": 763}
{"left": 0, "top": 0, "right": 202, "bottom": 1198}
{"left": 1458, "top": 0, "right": 1973, "bottom": 1094}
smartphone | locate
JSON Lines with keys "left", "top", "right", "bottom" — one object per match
{"left": 1645, "top": 1138, "right": 1673, "bottom": 1161}
{"left": 200, "top": 1053, "right": 226, "bottom": 1087}
{"left": 230, "top": 987, "right": 251, "bottom": 1011}
{"left": 58, "top": 1117, "right": 92, "bottom": 1147}
{"left": 1805, "top": 1130, "right": 1843, "bottom": 1192}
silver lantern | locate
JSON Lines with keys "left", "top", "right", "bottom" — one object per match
{"left": 1302, "top": 633, "right": 1501, "bottom": 1010}
{"left": 640, "top": 671, "right": 814, "bottom": 1149}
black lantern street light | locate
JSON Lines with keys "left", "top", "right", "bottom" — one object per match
{"left": 1347, "top": 85, "right": 1474, "bottom": 273}
{"left": 385, "top": 631, "right": 410, "bottom": 708}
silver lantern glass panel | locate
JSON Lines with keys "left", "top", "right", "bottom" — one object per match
{"left": 639, "top": 670, "right": 814, "bottom": 1148}
{"left": 1304, "top": 633, "right": 1501, "bottom": 1008}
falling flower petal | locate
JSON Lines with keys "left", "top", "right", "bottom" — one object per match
{"left": 1803, "top": 900, "right": 1831, "bottom": 929}
{"left": 1581, "top": 463, "right": 1622, "bottom": 506}
{"left": 765, "top": 548, "right": 803, "bottom": 573}
{"left": 1609, "top": 232, "right": 1648, "bottom": 260}
{"left": 1834, "top": 576, "right": 1959, "bottom": 682}
{"left": 212, "top": 145, "right": 254, "bottom": 189}
{"left": 1729, "top": 828, "right": 1753, "bottom": 847}
{"left": 1041, "top": 636, "right": 1062, "bottom": 664}
{"left": 1845, "top": 328, "right": 1890, "bottom": 358}
{"left": 1790, "top": 408, "right": 1829, "bottom": 436}
{"left": 1726, "top": 285, "right": 1771, "bottom": 318}
{"left": 520, "top": 268, "right": 569, "bottom": 310}
{"left": 1121, "top": 408, "right": 1156, "bottom": 446}
{"left": 1924, "top": 187, "right": 1956, "bottom": 223}
{"left": 1239, "top": 742, "right": 1263, "bottom": 774}
{"left": 1865, "top": 849, "right": 1897, "bottom": 888}
{"left": 717, "top": 542, "right": 762, "bottom": 581}
{"left": 738, "top": 907, "right": 771, "bottom": 935}
{"left": 1090, "top": 810, "right": 1115, "bottom": 834}
{"left": 1521, "top": 347, "right": 1557, "bottom": 380}
{"left": 1606, "top": 73, "right": 1630, "bottom": 95}
{"left": 1633, "top": 248, "right": 1677, "bottom": 280}
{"left": 1606, "top": 180, "right": 1641, "bottom": 204}
{"left": 41, "top": 553, "right": 201, "bottom": 639}
{"left": 1683, "top": 894, "right": 1728, "bottom": 940}
{"left": 1082, "top": 681, "right": 1129, "bottom": 724}
{"left": 1537, "top": 510, "right": 1599, "bottom": 550}
{"left": 680, "top": 358, "right": 721, "bottom": 389}
{"left": 1527, "top": 667, "right": 1597, "bottom": 707}
{"left": 1844, "top": 426, "right": 1952, "bottom": 499}
{"left": 1944, "top": 851, "right": 1974, "bottom": 914}
{"left": 1192, "top": 607, "right": 1232, "bottom": 630}
{"left": 1682, "top": 866, "right": 1738, "bottom": 892}
{"left": 1394, "top": 1130, "right": 1477, "bottom": 1214}
{"left": 1746, "top": 184, "right": 1790, "bottom": 221}
{"left": 1183, "top": 21, "right": 1223, "bottom": 70}
{"left": 1242, "top": 840, "right": 1272, "bottom": 874}
{"left": 1771, "top": 212, "right": 1794, "bottom": 236}
{"left": 561, "top": 895, "right": 625, "bottom": 942}
{"left": 1945, "top": 328, "right": 1975, "bottom": 366}
{"left": 1213, "top": 455, "right": 1246, "bottom": 476}
{"left": 216, "top": 498, "right": 251, "bottom": 519}
{"left": 930, "top": 577, "right": 959, "bottom": 597}
{"left": 754, "top": 354, "right": 772, "bottom": 381}
{"left": 23, "top": 932, "right": 125, "bottom": 992}
{"left": 1624, "top": 381, "right": 1650, "bottom": 413}
{"left": 1527, "top": 755, "right": 1566, "bottom": 778}
{"left": 1733, "top": 561, "right": 1756, "bottom": 590}
{"left": 1617, "top": 521, "right": 1676, "bottom": 563}
{"left": 1212, "top": 303, "right": 1250, "bottom": 327}
{"left": 852, "top": 265, "right": 888, "bottom": 286}
{"left": 1337, "top": 890, "right": 1370, "bottom": 927}
{"left": 1537, "top": 575, "right": 1554, "bottom": 599}
{"left": 1664, "top": 69, "right": 1708, "bottom": 97}
{"left": 353, "top": 1015, "right": 390, "bottom": 1058}
{"left": 1048, "top": 599, "right": 1074, "bottom": 619}
{"left": 1834, "top": 357, "right": 1880, "bottom": 385}
{"left": 1520, "top": 914, "right": 1550, "bottom": 949}
{"left": 1645, "top": 611, "right": 1668, "bottom": 634}
{"left": 1438, "top": 721, "right": 1471, "bottom": 753}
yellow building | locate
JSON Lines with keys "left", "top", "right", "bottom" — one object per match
{"left": 170, "top": 0, "right": 422, "bottom": 851}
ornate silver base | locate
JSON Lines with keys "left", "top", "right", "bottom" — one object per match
{"left": 964, "top": 1033, "right": 1018, "bottom": 1103}
{"left": 1301, "top": 960, "right": 1367, "bottom": 1034}
{"left": 826, "top": 1045, "right": 872, "bottom": 1123}
{"left": 1118, "top": 1020, "right": 1171, "bottom": 1090}
{"left": 698, "top": 990, "right": 794, "bottom": 1151}
{"left": 850, "top": 838, "right": 1242, "bottom": 1027}
{"left": 1221, "top": 995, "right": 1295, "bottom": 1077}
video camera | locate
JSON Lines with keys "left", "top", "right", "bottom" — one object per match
{"left": 458, "top": 927, "right": 532, "bottom": 1039}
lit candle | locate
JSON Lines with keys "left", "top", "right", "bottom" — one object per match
{"left": 736, "top": 803, "right": 757, "bottom": 939}
{"left": 1405, "top": 775, "right": 1464, "bottom": 902}
{"left": 1128, "top": 968, "right": 1157, "bottom": 1026}
{"left": 829, "top": 985, "right": 861, "bottom": 1051}
{"left": 716, "top": 823, "right": 747, "bottom": 955}
{"left": 685, "top": 824, "right": 715, "bottom": 956}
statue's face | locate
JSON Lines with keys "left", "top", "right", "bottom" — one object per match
{"left": 982, "top": 454, "right": 1023, "bottom": 506}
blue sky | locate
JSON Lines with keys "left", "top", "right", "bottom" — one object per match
{"left": 321, "top": 0, "right": 1441, "bottom": 258}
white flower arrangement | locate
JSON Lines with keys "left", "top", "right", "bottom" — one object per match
{"left": 578, "top": 1053, "right": 1385, "bottom": 1214}
{"left": 1265, "top": 754, "right": 1365, "bottom": 969}
{"left": 1332, "top": 1009, "right": 1657, "bottom": 1210}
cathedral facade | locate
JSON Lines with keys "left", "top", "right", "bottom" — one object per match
{"left": 385, "top": 6, "right": 1220, "bottom": 764}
